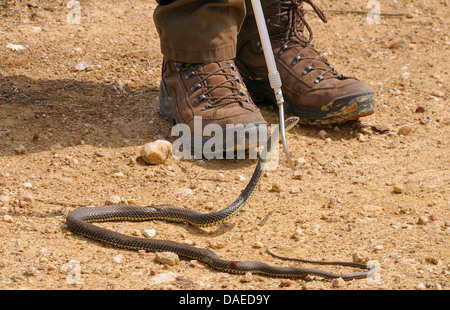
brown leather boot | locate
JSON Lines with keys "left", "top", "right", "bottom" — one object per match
{"left": 236, "top": 0, "right": 375, "bottom": 125}
{"left": 158, "top": 59, "right": 266, "bottom": 158}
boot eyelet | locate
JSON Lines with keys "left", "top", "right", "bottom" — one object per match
{"left": 238, "top": 89, "right": 246, "bottom": 95}
{"left": 302, "top": 66, "right": 313, "bottom": 75}
{"left": 185, "top": 70, "right": 194, "bottom": 79}
{"left": 200, "top": 103, "right": 212, "bottom": 111}
{"left": 229, "top": 63, "right": 236, "bottom": 71}
{"left": 196, "top": 94, "right": 206, "bottom": 104}
{"left": 291, "top": 55, "right": 301, "bottom": 65}
{"left": 191, "top": 83, "right": 201, "bottom": 92}
{"left": 314, "top": 76, "right": 324, "bottom": 84}
{"left": 255, "top": 40, "right": 263, "bottom": 52}
{"left": 279, "top": 44, "right": 288, "bottom": 55}
{"left": 329, "top": 65, "right": 335, "bottom": 71}
{"left": 234, "top": 76, "right": 241, "bottom": 83}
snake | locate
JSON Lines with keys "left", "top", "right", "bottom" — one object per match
{"left": 66, "top": 116, "right": 375, "bottom": 280}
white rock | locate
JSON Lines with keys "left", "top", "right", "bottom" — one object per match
{"left": 155, "top": 252, "right": 179, "bottom": 266}
{"left": 6, "top": 43, "right": 25, "bottom": 51}
{"left": 141, "top": 140, "right": 172, "bottom": 165}
{"left": 151, "top": 272, "right": 178, "bottom": 285}
{"left": 23, "top": 182, "right": 33, "bottom": 188}
{"left": 142, "top": 229, "right": 156, "bottom": 238}
{"left": 215, "top": 172, "right": 226, "bottom": 182}
{"left": 112, "top": 254, "right": 124, "bottom": 264}
{"left": 2, "top": 215, "right": 14, "bottom": 223}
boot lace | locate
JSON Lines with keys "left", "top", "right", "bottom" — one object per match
{"left": 268, "top": 0, "right": 344, "bottom": 83}
{"left": 176, "top": 61, "right": 249, "bottom": 111}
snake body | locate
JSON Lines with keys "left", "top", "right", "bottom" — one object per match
{"left": 66, "top": 117, "right": 375, "bottom": 280}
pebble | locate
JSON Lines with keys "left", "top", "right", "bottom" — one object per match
{"left": 2, "top": 215, "right": 14, "bottom": 223}
{"left": 6, "top": 43, "right": 25, "bottom": 51}
{"left": 105, "top": 195, "right": 123, "bottom": 205}
{"left": 362, "top": 205, "right": 382, "bottom": 212}
{"left": 23, "top": 182, "right": 33, "bottom": 189}
{"left": 352, "top": 252, "right": 370, "bottom": 264}
{"left": 214, "top": 172, "right": 226, "bottom": 182}
{"left": 143, "top": 229, "right": 156, "bottom": 238}
{"left": 24, "top": 266, "right": 37, "bottom": 276}
{"left": 235, "top": 174, "right": 246, "bottom": 181}
{"left": 417, "top": 216, "right": 429, "bottom": 225}
{"left": 271, "top": 184, "right": 282, "bottom": 192}
{"left": 14, "top": 144, "right": 27, "bottom": 154}
{"left": 113, "top": 254, "right": 124, "bottom": 263}
{"left": 151, "top": 272, "right": 178, "bottom": 285}
{"left": 331, "top": 277, "right": 346, "bottom": 287}
{"left": 289, "top": 186, "right": 301, "bottom": 194}
{"left": 398, "top": 125, "right": 413, "bottom": 136}
{"left": 176, "top": 187, "right": 193, "bottom": 196}
{"left": 0, "top": 259, "right": 7, "bottom": 268}
{"left": 318, "top": 130, "right": 327, "bottom": 140}
{"left": 393, "top": 184, "right": 405, "bottom": 194}
{"left": 431, "top": 90, "right": 445, "bottom": 98}
{"left": 74, "top": 61, "right": 91, "bottom": 71}
{"left": 141, "top": 140, "right": 172, "bottom": 165}
{"left": 387, "top": 37, "right": 407, "bottom": 49}
{"left": 253, "top": 241, "right": 264, "bottom": 249}
{"left": 156, "top": 252, "right": 179, "bottom": 266}
{"left": 415, "top": 105, "right": 427, "bottom": 113}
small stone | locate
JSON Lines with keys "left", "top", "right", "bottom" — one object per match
{"left": 24, "top": 266, "right": 37, "bottom": 276}
{"left": 362, "top": 205, "right": 382, "bottom": 212}
{"left": 74, "top": 61, "right": 91, "bottom": 71}
{"left": 113, "top": 254, "right": 124, "bottom": 264}
{"left": 393, "top": 184, "right": 404, "bottom": 194}
{"left": 289, "top": 186, "right": 301, "bottom": 194}
{"left": 235, "top": 174, "right": 246, "bottom": 181}
{"left": 431, "top": 90, "right": 445, "bottom": 98}
{"left": 156, "top": 252, "right": 179, "bottom": 266}
{"left": 271, "top": 184, "right": 282, "bottom": 192}
{"left": 373, "top": 244, "right": 384, "bottom": 252}
{"left": 415, "top": 105, "right": 427, "bottom": 113}
{"left": 372, "top": 124, "right": 390, "bottom": 133}
{"left": 142, "top": 229, "right": 156, "bottom": 238}
{"left": 387, "top": 37, "right": 407, "bottom": 49}
{"left": 295, "top": 157, "right": 307, "bottom": 167}
{"left": 415, "top": 283, "right": 426, "bottom": 290}
{"left": 2, "top": 215, "right": 14, "bottom": 223}
{"left": 357, "top": 133, "right": 366, "bottom": 142}
{"left": 23, "top": 182, "right": 33, "bottom": 188}
{"left": 398, "top": 125, "right": 413, "bottom": 136}
{"left": 105, "top": 195, "right": 123, "bottom": 205}
{"left": 279, "top": 280, "right": 292, "bottom": 287}
{"left": 14, "top": 145, "right": 27, "bottom": 154}
{"left": 241, "top": 271, "right": 253, "bottom": 283}
{"left": 292, "top": 170, "right": 303, "bottom": 180}
{"left": 352, "top": 252, "right": 370, "bottom": 264}
{"left": 253, "top": 241, "right": 263, "bottom": 248}
{"left": 50, "top": 143, "right": 64, "bottom": 151}
{"left": 141, "top": 140, "right": 172, "bottom": 165}
{"left": 417, "top": 216, "right": 429, "bottom": 225}
{"left": 214, "top": 172, "right": 226, "bottom": 182}
{"left": 176, "top": 187, "right": 193, "bottom": 196}
{"left": 318, "top": 130, "right": 327, "bottom": 140}
{"left": 0, "top": 259, "right": 7, "bottom": 268}
{"left": 331, "top": 277, "right": 346, "bottom": 287}
{"left": 132, "top": 230, "right": 142, "bottom": 236}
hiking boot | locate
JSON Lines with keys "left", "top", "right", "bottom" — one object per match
{"left": 158, "top": 58, "right": 266, "bottom": 158}
{"left": 236, "top": 0, "right": 375, "bottom": 125}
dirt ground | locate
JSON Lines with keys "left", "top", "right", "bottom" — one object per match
{"left": 0, "top": 0, "right": 448, "bottom": 291}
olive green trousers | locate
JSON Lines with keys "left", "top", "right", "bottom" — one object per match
{"left": 154, "top": 0, "right": 277, "bottom": 63}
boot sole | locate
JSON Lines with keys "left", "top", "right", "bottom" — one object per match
{"left": 158, "top": 80, "right": 267, "bottom": 159}
{"left": 242, "top": 76, "right": 375, "bottom": 125}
